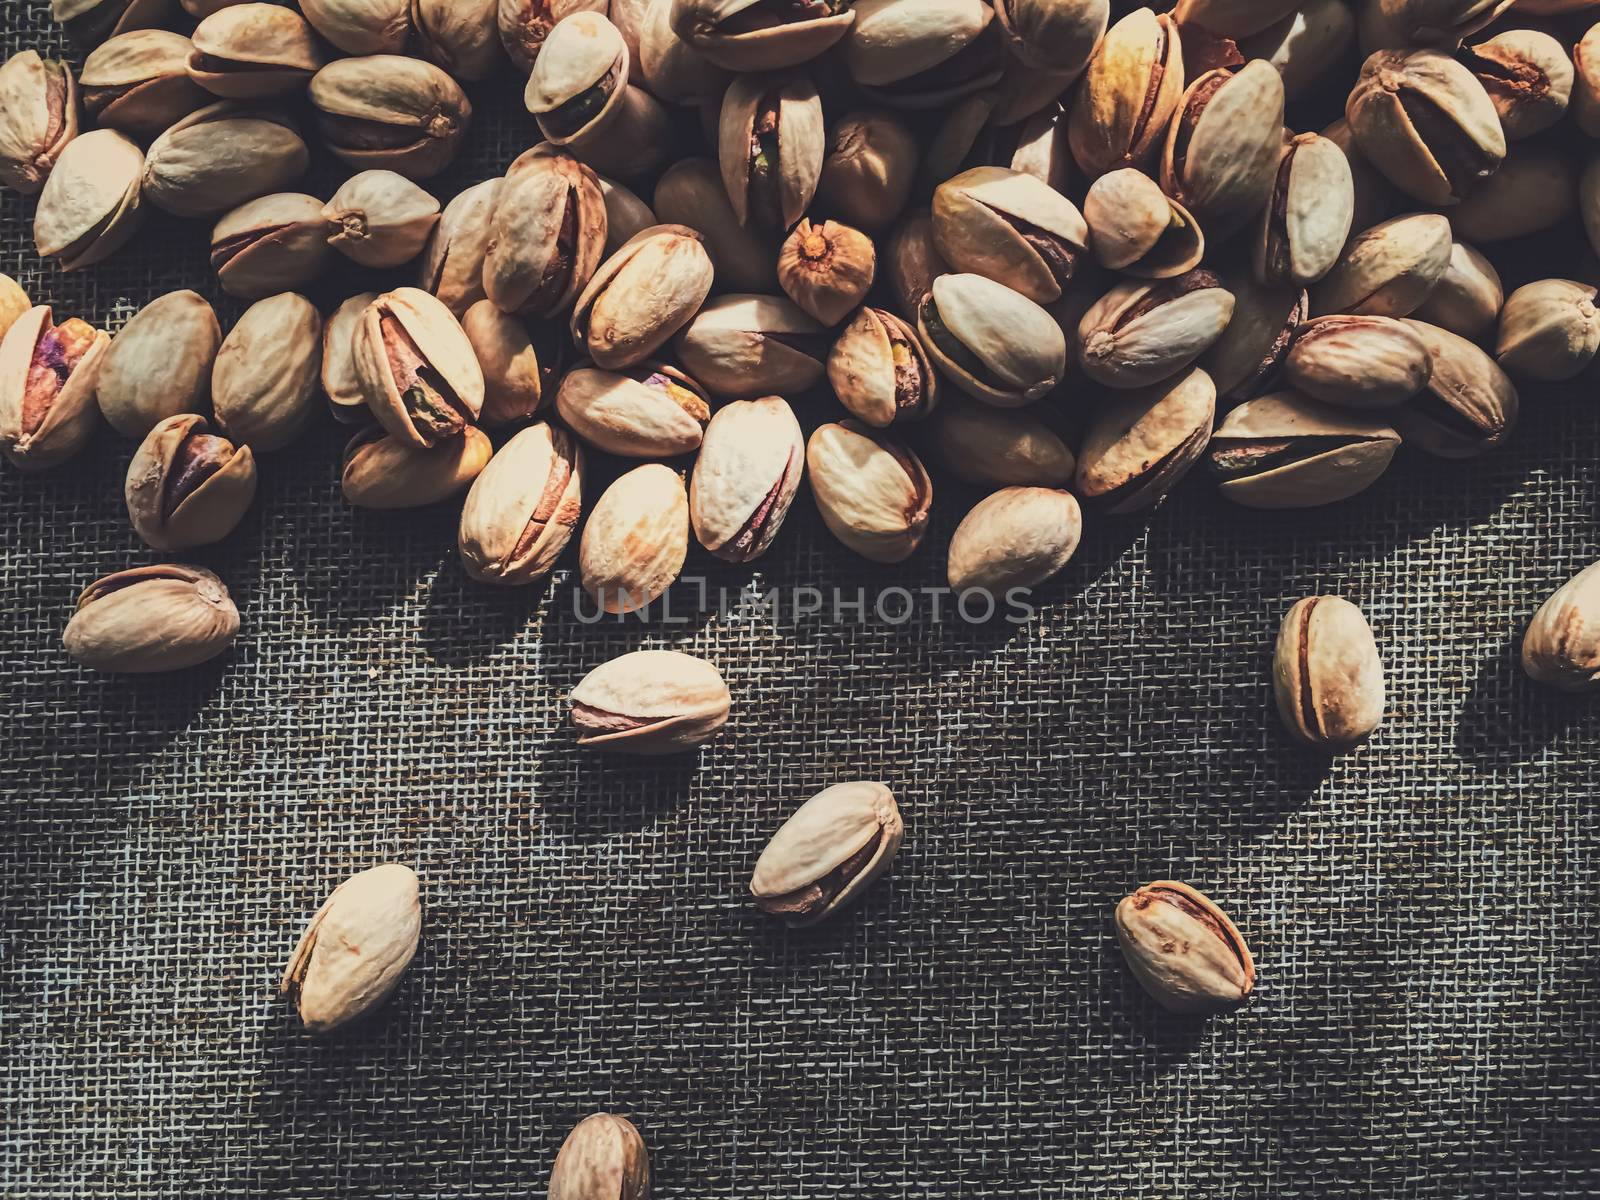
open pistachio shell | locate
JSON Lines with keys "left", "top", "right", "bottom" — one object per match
{"left": 485, "top": 145, "right": 608, "bottom": 318}
{"left": 1393, "top": 318, "right": 1516, "bottom": 459}
{"left": 355, "top": 287, "right": 485, "bottom": 448}
{"left": 919, "top": 272, "right": 1065, "bottom": 407}
{"left": 555, "top": 362, "right": 711, "bottom": 458}
{"left": 187, "top": 3, "right": 325, "bottom": 99}
{"left": 0, "top": 51, "right": 79, "bottom": 195}
{"left": 843, "top": 0, "right": 1003, "bottom": 109}
{"left": 640, "top": 0, "right": 730, "bottom": 103}
{"left": 932, "top": 166, "right": 1088, "bottom": 304}
{"left": 1202, "top": 271, "right": 1306, "bottom": 401}
{"left": 310, "top": 55, "right": 472, "bottom": 181}
{"left": 569, "top": 649, "right": 730, "bottom": 754}
{"left": 418, "top": 178, "right": 500, "bottom": 316}
{"left": 1523, "top": 561, "right": 1600, "bottom": 693}
{"left": 1255, "top": 132, "right": 1354, "bottom": 288}
{"left": 579, "top": 463, "right": 690, "bottom": 614}
{"left": 717, "top": 68, "right": 824, "bottom": 229}
{"left": 571, "top": 225, "right": 715, "bottom": 369}
{"left": 458, "top": 421, "right": 584, "bottom": 584}
{"left": 690, "top": 394, "right": 806, "bottom": 562}
{"left": 342, "top": 424, "right": 492, "bottom": 509}
{"left": 1115, "top": 880, "right": 1255, "bottom": 1014}
{"left": 827, "top": 306, "right": 939, "bottom": 428}
{"left": 1310, "top": 212, "right": 1451, "bottom": 318}
{"left": 806, "top": 420, "right": 933, "bottom": 563}
{"left": 1161, "top": 60, "right": 1284, "bottom": 238}
{"left": 1075, "top": 366, "right": 1216, "bottom": 513}
{"left": 63, "top": 564, "right": 239, "bottom": 674}
{"left": 672, "top": 0, "right": 856, "bottom": 71}
{"left": 751, "top": 782, "right": 903, "bottom": 926}
{"left": 211, "top": 191, "right": 332, "bottom": 300}
{"left": 1208, "top": 390, "right": 1400, "bottom": 509}
{"left": 125, "top": 413, "right": 256, "bottom": 549}
{"left": 80, "top": 30, "right": 207, "bottom": 137}
{"left": 0, "top": 306, "right": 106, "bottom": 471}
{"left": 34, "top": 128, "right": 144, "bottom": 270}
{"left": 1077, "top": 269, "right": 1235, "bottom": 389}
{"left": 1284, "top": 314, "right": 1432, "bottom": 409}
{"left": 1273, "top": 595, "right": 1385, "bottom": 752}
{"left": 498, "top": 0, "right": 607, "bottom": 74}
{"left": 1066, "top": 7, "right": 1183, "bottom": 177}
{"left": 526, "top": 11, "right": 629, "bottom": 143}
{"left": 323, "top": 291, "right": 381, "bottom": 424}
{"left": 1083, "top": 167, "right": 1202, "bottom": 278}
{"left": 674, "top": 292, "right": 828, "bottom": 397}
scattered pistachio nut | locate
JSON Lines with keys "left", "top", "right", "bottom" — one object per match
{"left": 418, "top": 177, "right": 501, "bottom": 316}
{"left": 717, "top": 68, "right": 824, "bottom": 229}
{"left": 806, "top": 420, "right": 932, "bottom": 563}
{"left": 928, "top": 398, "right": 1075, "bottom": 487}
{"left": 1310, "top": 212, "right": 1451, "bottom": 318}
{"left": 125, "top": 413, "right": 256, "bottom": 549}
{"left": 355, "top": 287, "right": 485, "bottom": 448}
{"left": 549, "top": 1113, "right": 651, "bottom": 1200}
{"left": 34, "top": 127, "right": 145, "bottom": 270}
{"left": 63, "top": 564, "right": 240, "bottom": 673}
{"left": 750, "top": 781, "right": 903, "bottom": 926}
{"left": 1077, "top": 269, "right": 1235, "bottom": 389}
{"left": 579, "top": 462, "right": 690, "bottom": 613}
{"left": 1075, "top": 366, "right": 1216, "bottom": 513}
{"left": 142, "top": 100, "right": 309, "bottom": 218}
{"left": 1284, "top": 315, "right": 1432, "bottom": 409}
{"left": 1273, "top": 595, "right": 1385, "bottom": 751}
{"left": 826, "top": 305, "right": 938, "bottom": 427}
{"left": 485, "top": 145, "right": 607, "bottom": 318}
{"left": 1066, "top": 7, "right": 1183, "bottom": 178}
{"left": 79, "top": 30, "right": 206, "bottom": 138}
{"left": 572, "top": 225, "right": 715, "bottom": 369}
{"left": 323, "top": 291, "right": 381, "bottom": 424}
{"left": 309, "top": 54, "right": 472, "bottom": 181}
{"left": 777, "top": 218, "right": 876, "bottom": 327}
{"left": 1393, "top": 318, "right": 1516, "bottom": 459}
{"left": 947, "top": 486, "right": 1082, "bottom": 594}
{"left": 212, "top": 291, "right": 323, "bottom": 452}
{"left": 1161, "top": 60, "right": 1285, "bottom": 238}
{"left": 210, "top": 192, "right": 332, "bottom": 300}
{"left": 1495, "top": 278, "right": 1600, "bottom": 382}
{"left": 525, "top": 11, "right": 629, "bottom": 144}
{"left": 557, "top": 362, "right": 710, "bottom": 458}
{"left": 919, "top": 272, "right": 1066, "bottom": 407}
{"left": 1523, "top": 561, "right": 1600, "bottom": 692}
{"left": 0, "top": 305, "right": 106, "bottom": 472}
{"left": 569, "top": 648, "right": 731, "bottom": 754}
{"left": 187, "top": 2, "right": 325, "bottom": 99}
{"left": 1208, "top": 391, "right": 1401, "bottom": 509}
{"left": 0, "top": 51, "right": 78, "bottom": 195}
{"left": 458, "top": 421, "right": 584, "bottom": 585}
{"left": 816, "top": 109, "right": 917, "bottom": 234}
{"left": 461, "top": 301, "right": 565, "bottom": 427}
{"left": 342, "top": 424, "right": 493, "bottom": 509}
{"left": 95, "top": 290, "right": 219, "bottom": 437}
{"left": 1083, "top": 167, "right": 1203, "bottom": 280}
{"left": 932, "top": 166, "right": 1088, "bottom": 304}
{"left": 1114, "top": 881, "right": 1255, "bottom": 1014}
{"left": 1254, "top": 132, "right": 1354, "bottom": 289}
{"left": 674, "top": 292, "right": 828, "bottom": 398}
{"left": 324, "top": 170, "right": 441, "bottom": 268}
{"left": 689, "top": 394, "right": 805, "bottom": 562}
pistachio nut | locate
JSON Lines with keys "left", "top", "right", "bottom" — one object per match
{"left": 1254, "top": 132, "right": 1354, "bottom": 289}
{"left": 689, "top": 394, "right": 805, "bottom": 561}
{"left": 458, "top": 421, "right": 584, "bottom": 584}
{"left": 1066, "top": 8, "right": 1183, "bottom": 178}
{"left": 569, "top": 649, "right": 731, "bottom": 754}
{"left": 63, "top": 564, "right": 240, "bottom": 674}
{"left": 461, "top": 301, "right": 565, "bottom": 426}
{"left": 1237, "top": 0, "right": 1354, "bottom": 102}
{"left": 1202, "top": 272, "right": 1306, "bottom": 400}
{"left": 213, "top": 292, "right": 323, "bottom": 452}
{"left": 414, "top": 0, "right": 501, "bottom": 82}
{"left": 653, "top": 157, "right": 778, "bottom": 293}
{"left": 827, "top": 305, "right": 938, "bottom": 427}
{"left": 579, "top": 463, "right": 690, "bottom": 613}
{"left": 1161, "top": 60, "right": 1284, "bottom": 238}
{"left": 1392, "top": 318, "right": 1515, "bottom": 458}
{"left": 947, "top": 486, "right": 1082, "bottom": 594}
{"left": 301, "top": 0, "right": 411, "bottom": 55}
{"left": 919, "top": 272, "right": 1066, "bottom": 406}
{"left": 0, "top": 51, "right": 77, "bottom": 196}
{"left": 1082, "top": 167, "right": 1202, "bottom": 279}
{"left": 1078, "top": 269, "right": 1234, "bottom": 389}
{"left": 1412, "top": 240, "right": 1501, "bottom": 338}
{"left": 1376, "top": 0, "right": 1514, "bottom": 46}
{"left": 80, "top": 30, "right": 206, "bottom": 138}
{"left": 549, "top": 1114, "right": 651, "bottom": 1200}
{"left": 324, "top": 170, "right": 440, "bottom": 269}
{"left": 674, "top": 292, "right": 828, "bottom": 397}
{"left": 356, "top": 287, "right": 485, "bottom": 448}
{"left": 0, "top": 306, "right": 107, "bottom": 472}
{"left": 777, "top": 218, "right": 876, "bottom": 326}
{"left": 323, "top": 291, "right": 381, "bottom": 424}
{"left": 994, "top": 0, "right": 1107, "bottom": 76}
{"left": 499, "top": 0, "right": 607, "bottom": 73}
{"left": 1346, "top": 49, "right": 1506, "bottom": 207}
{"left": 54, "top": 0, "right": 171, "bottom": 48}
{"left": 342, "top": 423, "right": 493, "bottom": 508}
{"left": 671, "top": 0, "right": 854, "bottom": 72}
{"left": 310, "top": 55, "right": 472, "bottom": 181}
{"left": 557, "top": 362, "right": 711, "bottom": 457}
{"left": 1114, "top": 881, "right": 1255, "bottom": 1014}
{"left": 639, "top": 0, "right": 731, "bottom": 103}
{"left": 1322, "top": 116, "right": 1394, "bottom": 236}
{"left": 1576, "top": 22, "right": 1600, "bottom": 138}
{"left": 1007, "top": 101, "right": 1074, "bottom": 193}
{"left": 717, "top": 69, "right": 824, "bottom": 229}
{"left": 842, "top": 0, "right": 1003, "bottom": 109}
{"left": 1495, "top": 278, "right": 1600, "bottom": 382}
{"left": 1208, "top": 390, "right": 1401, "bottom": 508}
{"left": 210, "top": 192, "right": 332, "bottom": 300}
{"left": 1274, "top": 595, "right": 1385, "bottom": 751}
{"left": 1522, "top": 561, "right": 1600, "bottom": 692}
{"left": 1075, "top": 366, "right": 1215, "bottom": 512}
{"left": 1460, "top": 29, "right": 1572, "bottom": 141}
{"left": 1450, "top": 143, "right": 1574, "bottom": 244}
{"left": 928, "top": 397, "right": 1075, "bottom": 487}
{"left": 751, "top": 782, "right": 902, "bottom": 925}
{"left": 572, "top": 225, "right": 715, "bottom": 369}
{"left": 33, "top": 128, "right": 144, "bottom": 271}
{"left": 1284, "top": 314, "right": 1432, "bottom": 409}
{"left": 96, "top": 290, "right": 219, "bottom": 437}
{"left": 885, "top": 209, "right": 949, "bottom": 318}
{"left": 418, "top": 177, "right": 501, "bottom": 316}
{"left": 188, "top": 3, "right": 325, "bottom": 99}
{"left": 526, "top": 12, "right": 629, "bottom": 144}
{"left": 597, "top": 174, "right": 656, "bottom": 254}
{"left": 1310, "top": 212, "right": 1451, "bottom": 318}
{"left": 484, "top": 147, "right": 607, "bottom": 318}
{"left": 142, "top": 101, "right": 309, "bottom": 219}
{"left": 816, "top": 110, "right": 917, "bottom": 235}
{"left": 916, "top": 90, "right": 1001, "bottom": 200}
{"left": 123, "top": 413, "right": 255, "bottom": 550}
{"left": 806, "top": 420, "right": 932, "bottom": 563}
{"left": 931, "top": 167, "right": 1088, "bottom": 304}
{"left": 0, "top": 275, "right": 30, "bottom": 346}
{"left": 280, "top": 864, "right": 421, "bottom": 1035}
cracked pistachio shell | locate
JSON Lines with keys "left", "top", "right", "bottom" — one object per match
{"left": 1376, "top": 0, "right": 1514, "bottom": 45}
{"left": 654, "top": 157, "right": 778, "bottom": 293}
{"left": 1451, "top": 143, "right": 1574, "bottom": 244}
{"left": 458, "top": 422, "right": 584, "bottom": 583}
{"left": 80, "top": 31, "right": 206, "bottom": 138}
{"left": 462, "top": 301, "right": 565, "bottom": 426}
{"left": 280, "top": 864, "right": 420, "bottom": 1035}
{"left": 188, "top": 3, "right": 325, "bottom": 99}
{"left": 323, "top": 292, "right": 381, "bottom": 423}
{"left": 751, "top": 782, "right": 902, "bottom": 925}
{"left": 1495, "top": 279, "right": 1600, "bottom": 381}
{"left": 1255, "top": 132, "right": 1354, "bottom": 288}
{"left": 1115, "top": 881, "right": 1255, "bottom": 1014}
{"left": 995, "top": 0, "right": 1107, "bottom": 74}
{"left": 34, "top": 128, "right": 144, "bottom": 271}
{"left": 499, "top": 0, "right": 607, "bottom": 73}
{"left": 947, "top": 485, "right": 1082, "bottom": 594}
{"left": 1274, "top": 595, "right": 1385, "bottom": 751}
{"left": 0, "top": 306, "right": 107, "bottom": 471}
{"left": 324, "top": 170, "right": 440, "bottom": 269}
{"left": 0, "top": 52, "right": 77, "bottom": 195}
{"left": 920, "top": 273, "right": 1066, "bottom": 407}
{"left": 690, "top": 395, "right": 805, "bottom": 562}
{"left": 1161, "top": 60, "right": 1284, "bottom": 238}
{"left": 1083, "top": 167, "right": 1202, "bottom": 279}
{"left": 356, "top": 287, "right": 485, "bottom": 448}
{"left": 310, "top": 56, "right": 472, "bottom": 181}
{"left": 718, "top": 69, "right": 824, "bottom": 229}
{"left": 1285, "top": 314, "right": 1432, "bottom": 409}
{"left": 843, "top": 0, "right": 1002, "bottom": 108}
{"left": 597, "top": 174, "right": 656, "bottom": 255}
{"left": 1201, "top": 273, "right": 1307, "bottom": 400}
{"left": 142, "top": 101, "right": 308, "bottom": 218}
{"left": 1346, "top": 49, "right": 1506, "bottom": 207}
{"left": 1393, "top": 318, "right": 1515, "bottom": 458}
{"left": 816, "top": 110, "right": 917, "bottom": 234}
{"left": 640, "top": 0, "right": 729, "bottom": 104}
{"left": 1238, "top": 0, "right": 1354, "bottom": 102}
{"left": 673, "top": 0, "right": 854, "bottom": 71}
{"left": 1412, "top": 241, "right": 1500, "bottom": 338}
{"left": 210, "top": 192, "right": 332, "bottom": 301}
{"left": 125, "top": 413, "right": 255, "bottom": 549}
{"left": 0, "top": 276, "right": 29, "bottom": 345}
{"left": 1076, "top": 366, "right": 1215, "bottom": 512}
{"left": 1078, "top": 269, "right": 1234, "bottom": 389}
{"left": 932, "top": 167, "right": 1088, "bottom": 304}
{"left": 674, "top": 293, "right": 827, "bottom": 397}
{"left": 527, "top": 12, "right": 629, "bottom": 143}
{"left": 1208, "top": 390, "right": 1400, "bottom": 509}
{"left": 1067, "top": 8, "right": 1184, "bottom": 177}
{"left": 414, "top": 0, "right": 502, "bottom": 82}
{"left": 301, "top": 0, "right": 411, "bottom": 55}
{"left": 342, "top": 423, "right": 492, "bottom": 508}
{"left": 827, "top": 305, "right": 939, "bottom": 428}
{"left": 64, "top": 564, "right": 239, "bottom": 673}
{"left": 580, "top": 463, "right": 690, "bottom": 613}
{"left": 1310, "top": 212, "right": 1451, "bottom": 318}
{"left": 96, "top": 291, "right": 219, "bottom": 437}
{"left": 572, "top": 225, "right": 715, "bottom": 369}
{"left": 55, "top": 0, "right": 173, "bottom": 48}
{"left": 418, "top": 178, "right": 500, "bottom": 316}
{"left": 928, "top": 398, "right": 1075, "bottom": 487}
{"left": 1523, "top": 561, "right": 1600, "bottom": 692}
{"left": 806, "top": 420, "right": 932, "bottom": 563}
{"left": 550, "top": 1114, "right": 651, "bottom": 1200}
{"left": 557, "top": 361, "right": 710, "bottom": 457}
{"left": 569, "top": 649, "right": 730, "bottom": 754}
{"left": 213, "top": 292, "right": 323, "bottom": 452}
{"left": 778, "top": 219, "right": 877, "bottom": 326}
{"left": 1462, "top": 29, "right": 1572, "bottom": 141}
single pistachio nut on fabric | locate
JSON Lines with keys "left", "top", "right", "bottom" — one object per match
{"left": 187, "top": 2, "right": 325, "bottom": 99}
{"left": 816, "top": 110, "right": 918, "bottom": 235}
{"left": 653, "top": 157, "right": 778, "bottom": 294}
{"left": 569, "top": 649, "right": 731, "bottom": 754}
{"left": 310, "top": 55, "right": 472, "bottom": 181}
{"left": 461, "top": 301, "right": 566, "bottom": 427}
{"left": 549, "top": 1113, "right": 651, "bottom": 1200}
{"left": 1254, "top": 132, "right": 1354, "bottom": 289}
{"left": 125, "top": 414, "right": 257, "bottom": 550}
{"left": 1522, "top": 561, "right": 1600, "bottom": 692}
{"left": 929, "top": 398, "right": 1076, "bottom": 487}
{"left": 596, "top": 174, "right": 655, "bottom": 255}
{"left": 580, "top": 463, "right": 690, "bottom": 614}
{"left": 458, "top": 421, "right": 584, "bottom": 584}
{"left": 55, "top": 0, "right": 171, "bottom": 48}
{"left": 1207, "top": 390, "right": 1401, "bottom": 509}
{"left": 1310, "top": 212, "right": 1451, "bottom": 319}
{"left": 1450, "top": 143, "right": 1574, "bottom": 245}
{"left": 1075, "top": 366, "right": 1216, "bottom": 513}
{"left": 0, "top": 306, "right": 107, "bottom": 472}
{"left": 324, "top": 170, "right": 440, "bottom": 269}
{"left": 1237, "top": 0, "right": 1354, "bottom": 102}
{"left": 96, "top": 290, "right": 219, "bottom": 437}
{"left": 210, "top": 192, "right": 332, "bottom": 300}
{"left": 79, "top": 30, "right": 206, "bottom": 138}
{"left": 827, "top": 305, "right": 938, "bottom": 428}
{"left": 413, "top": 0, "right": 501, "bottom": 82}
{"left": 323, "top": 291, "right": 381, "bottom": 424}
{"left": 0, "top": 275, "right": 30, "bottom": 345}
{"left": 1392, "top": 318, "right": 1516, "bottom": 459}
{"left": 525, "top": 11, "right": 629, "bottom": 144}
{"left": 919, "top": 273, "right": 1066, "bottom": 407}
{"left": 931, "top": 166, "right": 1088, "bottom": 304}
{"left": 33, "top": 128, "right": 144, "bottom": 271}
{"left": 571, "top": 225, "right": 716, "bottom": 369}
{"left": 1376, "top": 0, "right": 1514, "bottom": 46}
{"left": 1114, "top": 881, "right": 1255, "bottom": 1014}
{"left": 1460, "top": 28, "right": 1572, "bottom": 141}
{"left": 418, "top": 177, "right": 499, "bottom": 317}
{"left": 1412, "top": 240, "right": 1500, "bottom": 339}
{"left": 639, "top": 0, "right": 731, "bottom": 105}
{"left": 994, "top": 0, "right": 1107, "bottom": 75}
{"left": 1066, "top": 7, "right": 1183, "bottom": 178}
{"left": 556, "top": 362, "right": 710, "bottom": 458}
{"left": 342, "top": 424, "right": 493, "bottom": 509}
{"left": 142, "top": 101, "right": 309, "bottom": 219}
{"left": 280, "top": 864, "right": 421, "bottom": 1035}
{"left": 301, "top": 0, "right": 411, "bottom": 56}
{"left": 1495, "top": 279, "right": 1600, "bottom": 382}
{"left": 499, "top": 0, "right": 606, "bottom": 73}
{"left": 689, "top": 395, "right": 805, "bottom": 562}
{"left": 750, "top": 781, "right": 903, "bottom": 926}
{"left": 886, "top": 209, "right": 949, "bottom": 318}
{"left": 213, "top": 292, "right": 323, "bottom": 453}
{"left": 1082, "top": 168, "right": 1203, "bottom": 280}
{"left": 1160, "top": 60, "right": 1284, "bottom": 239}
{"left": 777, "top": 219, "right": 876, "bottom": 327}
{"left": 675, "top": 293, "right": 829, "bottom": 398}
{"left": 63, "top": 564, "right": 240, "bottom": 673}
{"left": 841, "top": 0, "right": 1004, "bottom": 110}
{"left": 0, "top": 51, "right": 78, "bottom": 194}
{"left": 1284, "top": 315, "right": 1432, "bottom": 410}
{"left": 806, "top": 420, "right": 932, "bottom": 563}
{"left": 355, "top": 287, "right": 485, "bottom": 448}
{"left": 1077, "top": 269, "right": 1235, "bottom": 389}
{"left": 1274, "top": 595, "right": 1385, "bottom": 752}
{"left": 671, "top": 0, "right": 855, "bottom": 72}
{"left": 947, "top": 486, "right": 1082, "bottom": 595}
{"left": 1202, "top": 273, "right": 1305, "bottom": 401}
{"left": 485, "top": 145, "right": 607, "bottom": 319}
{"left": 718, "top": 68, "right": 825, "bottom": 230}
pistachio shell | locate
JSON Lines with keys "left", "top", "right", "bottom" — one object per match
{"left": 571, "top": 225, "right": 716, "bottom": 369}
{"left": 498, "top": 0, "right": 606, "bottom": 73}
{"left": 1208, "top": 390, "right": 1400, "bottom": 509}
{"left": 673, "top": 0, "right": 855, "bottom": 71}
{"left": 1201, "top": 272, "right": 1307, "bottom": 400}
{"left": 947, "top": 485, "right": 1082, "bottom": 593}
{"left": 1412, "top": 241, "right": 1501, "bottom": 338}
{"left": 0, "top": 306, "right": 107, "bottom": 471}
{"left": 1075, "top": 366, "right": 1216, "bottom": 512}
{"left": 826, "top": 305, "right": 939, "bottom": 427}
{"left": 63, "top": 564, "right": 239, "bottom": 674}
{"left": 210, "top": 191, "right": 332, "bottom": 300}
{"left": 1274, "top": 595, "right": 1385, "bottom": 751}
{"left": 324, "top": 170, "right": 441, "bottom": 269}
{"left": 1238, "top": 0, "right": 1354, "bottom": 101}
{"left": 323, "top": 291, "right": 381, "bottom": 423}
{"left": 689, "top": 395, "right": 805, "bottom": 562}
{"left": 1284, "top": 314, "right": 1432, "bottom": 409}
{"left": 777, "top": 218, "right": 877, "bottom": 326}
{"left": 342, "top": 424, "right": 492, "bottom": 509}
{"left": 1161, "top": 60, "right": 1285, "bottom": 238}
{"left": 556, "top": 362, "right": 710, "bottom": 457}
{"left": 673, "top": 292, "right": 828, "bottom": 397}
{"left": 579, "top": 463, "right": 690, "bottom": 614}
{"left": 920, "top": 272, "right": 1066, "bottom": 407}
{"left": 806, "top": 420, "right": 932, "bottom": 563}
{"left": 1066, "top": 8, "right": 1184, "bottom": 177}
{"left": 0, "top": 275, "right": 30, "bottom": 345}
{"left": 1115, "top": 881, "right": 1255, "bottom": 1014}
{"left": 142, "top": 100, "right": 308, "bottom": 218}
{"left": 1393, "top": 318, "right": 1516, "bottom": 458}
{"left": 1175, "top": 0, "right": 1298, "bottom": 37}
{"left": 549, "top": 1114, "right": 651, "bottom": 1200}
{"left": 932, "top": 166, "right": 1088, "bottom": 304}
{"left": 928, "top": 398, "right": 1076, "bottom": 487}
{"left": 418, "top": 178, "right": 501, "bottom": 316}
{"left": 526, "top": 11, "right": 629, "bottom": 143}
{"left": 0, "top": 51, "right": 79, "bottom": 194}
{"left": 34, "top": 128, "right": 144, "bottom": 270}
{"left": 187, "top": 3, "right": 325, "bottom": 98}
{"left": 750, "top": 782, "right": 903, "bottom": 926}
{"left": 816, "top": 110, "right": 918, "bottom": 235}
{"left": 569, "top": 649, "right": 730, "bottom": 754}
{"left": 461, "top": 301, "right": 564, "bottom": 426}
{"left": 458, "top": 421, "right": 584, "bottom": 584}
{"left": 1077, "top": 269, "right": 1235, "bottom": 389}
{"left": 124, "top": 413, "right": 256, "bottom": 549}
{"left": 213, "top": 292, "right": 323, "bottom": 452}
{"left": 1495, "top": 279, "right": 1600, "bottom": 382}
{"left": 596, "top": 174, "right": 656, "bottom": 254}
{"left": 995, "top": 0, "right": 1107, "bottom": 74}
{"left": 355, "top": 287, "right": 485, "bottom": 448}
{"left": 96, "top": 290, "right": 219, "bottom": 437}
{"left": 1310, "top": 212, "right": 1451, "bottom": 318}
{"left": 1450, "top": 144, "right": 1574, "bottom": 244}
{"left": 1083, "top": 167, "right": 1203, "bottom": 278}
{"left": 1376, "top": 0, "right": 1514, "bottom": 45}
{"left": 309, "top": 55, "right": 472, "bottom": 181}
{"left": 301, "top": 0, "right": 410, "bottom": 55}
{"left": 1523, "top": 561, "right": 1600, "bottom": 692}
{"left": 845, "top": 0, "right": 1002, "bottom": 108}
{"left": 414, "top": 0, "right": 501, "bottom": 82}
{"left": 640, "top": 0, "right": 730, "bottom": 102}
{"left": 1254, "top": 132, "right": 1354, "bottom": 288}
{"left": 80, "top": 30, "right": 206, "bottom": 137}
{"left": 1462, "top": 28, "right": 1572, "bottom": 141}
{"left": 717, "top": 69, "right": 824, "bottom": 229}
{"left": 653, "top": 157, "right": 778, "bottom": 293}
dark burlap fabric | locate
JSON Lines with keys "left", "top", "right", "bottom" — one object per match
{"left": 5, "top": 5, "right": 1600, "bottom": 1198}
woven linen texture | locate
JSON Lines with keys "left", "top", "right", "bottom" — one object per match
{"left": 4, "top": 5, "right": 1600, "bottom": 1198}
